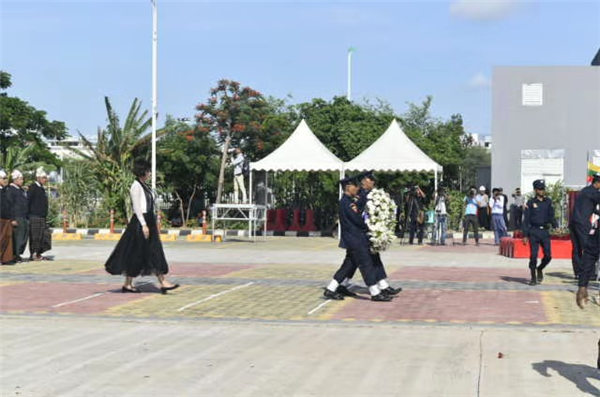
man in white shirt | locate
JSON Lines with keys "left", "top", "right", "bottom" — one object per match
{"left": 231, "top": 148, "right": 247, "bottom": 203}
{"left": 434, "top": 187, "right": 448, "bottom": 245}
{"left": 489, "top": 188, "right": 508, "bottom": 245}
{"left": 475, "top": 186, "right": 490, "bottom": 230}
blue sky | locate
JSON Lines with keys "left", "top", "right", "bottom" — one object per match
{"left": 1, "top": 0, "right": 599, "bottom": 138}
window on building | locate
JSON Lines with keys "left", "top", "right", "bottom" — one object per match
{"left": 522, "top": 83, "right": 543, "bottom": 106}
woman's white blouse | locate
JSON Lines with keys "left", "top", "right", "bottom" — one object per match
{"left": 130, "top": 180, "right": 148, "bottom": 226}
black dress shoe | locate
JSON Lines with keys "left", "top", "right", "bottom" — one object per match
{"left": 371, "top": 293, "right": 393, "bottom": 302}
{"left": 1, "top": 261, "right": 16, "bottom": 266}
{"left": 122, "top": 286, "right": 141, "bottom": 293}
{"left": 382, "top": 286, "right": 402, "bottom": 295}
{"left": 536, "top": 268, "right": 544, "bottom": 283}
{"left": 160, "top": 284, "right": 180, "bottom": 294}
{"left": 336, "top": 285, "right": 357, "bottom": 297}
{"left": 323, "top": 289, "right": 344, "bottom": 300}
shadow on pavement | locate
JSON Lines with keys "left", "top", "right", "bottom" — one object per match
{"left": 545, "top": 272, "right": 580, "bottom": 285}
{"left": 532, "top": 360, "right": 600, "bottom": 396}
{"left": 501, "top": 276, "right": 530, "bottom": 285}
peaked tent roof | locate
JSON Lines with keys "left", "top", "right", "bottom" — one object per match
{"left": 344, "top": 119, "right": 442, "bottom": 172}
{"left": 251, "top": 119, "right": 343, "bottom": 171}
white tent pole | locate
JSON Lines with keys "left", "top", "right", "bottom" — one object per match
{"left": 434, "top": 169, "right": 438, "bottom": 193}
{"left": 265, "top": 172, "right": 268, "bottom": 207}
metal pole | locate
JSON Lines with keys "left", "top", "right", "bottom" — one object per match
{"left": 249, "top": 169, "right": 253, "bottom": 205}
{"left": 151, "top": 0, "right": 158, "bottom": 190}
{"left": 347, "top": 49, "right": 352, "bottom": 101}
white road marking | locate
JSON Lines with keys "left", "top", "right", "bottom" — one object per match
{"left": 52, "top": 293, "right": 105, "bottom": 308}
{"left": 50, "top": 281, "right": 153, "bottom": 308}
{"left": 176, "top": 282, "right": 254, "bottom": 312}
{"left": 308, "top": 300, "right": 331, "bottom": 315}
{"left": 524, "top": 300, "right": 539, "bottom": 304}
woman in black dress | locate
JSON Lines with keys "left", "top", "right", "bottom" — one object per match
{"left": 105, "top": 160, "right": 179, "bottom": 294}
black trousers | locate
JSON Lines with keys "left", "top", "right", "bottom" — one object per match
{"left": 577, "top": 228, "right": 600, "bottom": 288}
{"left": 477, "top": 209, "right": 489, "bottom": 230}
{"left": 409, "top": 219, "right": 424, "bottom": 244}
{"left": 570, "top": 222, "right": 588, "bottom": 276}
{"left": 529, "top": 228, "right": 552, "bottom": 270}
{"left": 512, "top": 206, "right": 523, "bottom": 230}
{"left": 334, "top": 250, "right": 386, "bottom": 285}
{"left": 463, "top": 215, "right": 479, "bottom": 243}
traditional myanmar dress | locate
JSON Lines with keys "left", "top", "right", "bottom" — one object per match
{"left": 105, "top": 179, "right": 169, "bottom": 277}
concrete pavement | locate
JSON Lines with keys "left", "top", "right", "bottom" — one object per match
{"left": 0, "top": 238, "right": 598, "bottom": 396}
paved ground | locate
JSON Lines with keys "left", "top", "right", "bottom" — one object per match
{"left": 0, "top": 238, "right": 598, "bottom": 396}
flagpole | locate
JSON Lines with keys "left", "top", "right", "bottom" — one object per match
{"left": 347, "top": 48, "right": 353, "bottom": 101}
{"left": 151, "top": 0, "right": 158, "bottom": 190}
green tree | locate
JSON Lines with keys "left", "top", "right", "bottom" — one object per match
{"left": 72, "top": 97, "right": 151, "bottom": 221}
{"left": 400, "top": 96, "right": 469, "bottom": 190}
{"left": 460, "top": 145, "right": 491, "bottom": 190}
{"left": 0, "top": 71, "right": 66, "bottom": 170}
{"left": 143, "top": 116, "right": 221, "bottom": 225}
{"left": 195, "top": 79, "right": 274, "bottom": 203}
{"left": 59, "top": 159, "right": 102, "bottom": 227}
{"left": 296, "top": 96, "right": 395, "bottom": 161}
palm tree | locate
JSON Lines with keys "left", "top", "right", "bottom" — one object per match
{"left": 71, "top": 97, "right": 151, "bottom": 220}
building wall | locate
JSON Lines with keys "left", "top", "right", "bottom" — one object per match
{"left": 492, "top": 66, "right": 600, "bottom": 192}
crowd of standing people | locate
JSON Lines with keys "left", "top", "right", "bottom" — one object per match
{"left": 0, "top": 168, "right": 52, "bottom": 265}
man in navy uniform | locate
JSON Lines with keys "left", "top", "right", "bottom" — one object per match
{"left": 323, "top": 175, "right": 392, "bottom": 302}
{"left": 570, "top": 173, "right": 600, "bottom": 279}
{"left": 522, "top": 179, "right": 558, "bottom": 286}
{"left": 574, "top": 173, "right": 600, "bottom": 370}
{"left": 337, "top": 171, "right": 401, "bottom": 296}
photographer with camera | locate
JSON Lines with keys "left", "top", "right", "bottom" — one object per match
{"left": 463, "top": 187, "right": 480, "bottom": 245}
{"left": 405, "top": 185, "right": 425, "bottom": 245}
{"left": 230, "top": 148, "right": 248, "bottom": 204}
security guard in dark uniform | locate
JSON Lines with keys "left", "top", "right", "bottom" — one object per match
{"left": 569, "top": 173, "right": 600, "bottom": 279}
{"left": 522, "top": 180, "right": 558, "bottom": 285}
{"left": 323, "top": 175, "right": 392, "bottom": 302}
{"left": 574, "top": 173, "right": 600, "bottom": 370}
{"left": 340, "top": 171, "right": 401, "bottom": 296}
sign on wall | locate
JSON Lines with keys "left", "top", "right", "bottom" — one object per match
{"left": 520, "top": 149, "right": 564, "bottom": 193}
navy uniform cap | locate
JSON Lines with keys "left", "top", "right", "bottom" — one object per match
{"left": 533, "top": 179, "right": 546, "bottom": 190}
{"left": 359, "top": 170, "right": 376, "bottom": 181}
{"left": 339, "top": 176, "right": 359, "bottom": 188}
{"left": 592, "top": 173, "right": 600, "bottom": 184}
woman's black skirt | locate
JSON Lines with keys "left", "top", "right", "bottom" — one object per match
{"left": 105, "top": 213, "right": 169, "bottom": 277}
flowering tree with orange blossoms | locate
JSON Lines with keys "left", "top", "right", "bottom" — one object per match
{"left": 196, "top": 79, "right": 271, "bottom": 203}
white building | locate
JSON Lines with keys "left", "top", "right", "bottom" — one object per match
{"left": 46, "top": 137, "right": 94, "bottom": 161}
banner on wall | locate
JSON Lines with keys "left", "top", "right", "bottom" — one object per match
{"left": 587, "top": 150, "right": 600, "bottom": 184}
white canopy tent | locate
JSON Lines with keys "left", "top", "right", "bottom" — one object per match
{"left": 249, "top": 119, "right": 344, "bottom": 205}
{"left": 344, "top": 119, "right": 443, "bottom": 190}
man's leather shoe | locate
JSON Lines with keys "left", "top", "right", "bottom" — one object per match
{"left": 536, "top": 268, "right": 544, "bottom": 283}
{"left": 323, "top": 289, "right": 344, "bottom": 300}
{"left": 371, "top": 293, "right": 393, "bottom": 302}
{"left": 382, "top": 286, "right": 402, "bottom": 295}
{"left": 336, "top": 285, "right": 357, "bottom": 297}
